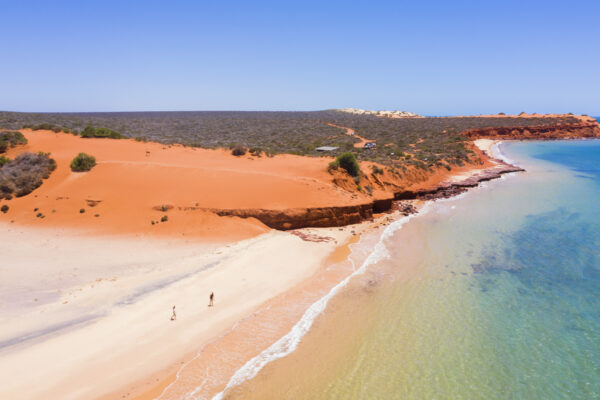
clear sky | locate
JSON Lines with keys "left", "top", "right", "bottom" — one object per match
{"left": 2, "top": 0, "right": 599, "bottom": 115}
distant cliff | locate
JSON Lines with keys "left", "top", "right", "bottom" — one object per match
{"left": 461, "top": 117, "right": 600, "bottom": 140}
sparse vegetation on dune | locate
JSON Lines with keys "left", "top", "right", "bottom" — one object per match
{"left": 22, "top": 123, "right": 72, "bottom": 133}
{"left": 0, "top": 111, "right": 582, "bottom": 171}
{"left": 0, "top": 152, "right": 56, "bottom": 200}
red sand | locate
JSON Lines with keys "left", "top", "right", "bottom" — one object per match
{"left": 2, "top": 130, "right": 371, "bottom": 240}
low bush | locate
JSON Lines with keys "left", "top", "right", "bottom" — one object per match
{"left": 161, "top": 215, "right": 168, "bottom": 222}
{"left": 0, "top": 155, "right": 10, "bottom": 167}
{"left": 0, "top": 131, "right": 28, "bottom": 153}
{"left": 23, "top": 123, "right": 62, "bottom": 133}
{"left": 70, "top": 153, "right": 96, "bottom": 172}
{"left": 1, "top": 204, "right": 8, "bottom": 213}
{"left": 81, "top": 125, "right": 124, "bottom": 139}
{"left": 337, "top": 152, "right": 360, "bottom": 177}
{"left": 327, "top": 160, "right": 339, "bottom": 172}
{"left": 371, "top": 165, "right": 384, "bottom": 175}
{"left": 0, "top": 152, "right": 56, "bottom": 199}
{"left": 231, "top": 145, "right": 247, "bottom": 156}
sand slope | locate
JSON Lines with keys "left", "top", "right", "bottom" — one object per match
{"left": 2, "top": 130, "right": 367, "bottom": 239}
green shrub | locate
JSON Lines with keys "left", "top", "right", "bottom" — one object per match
{"left": 1, "top": 204, "right": 8, "bottom": 213}
{"left": 327, "top": 160, "right": 339, "bottom": 171}
{"left": 79, "top": 208, "right": 85, "bottom": 213}
{"left": 0, "top": 156, "right": 9, "bottom": 167}
{"left": 337, "top": 152, "right": 360, "bottom": 177}
{"left": 231, "top": 145, "right": 247, "bottom": 156}
{"left": 81, "top": 125, "right": 124, "bottom": 139}
{"left": 70, "top": 153, "right": 96, "bottom": 172}
{"left": 161, "top": 215, "right": 168, "bottom": 222}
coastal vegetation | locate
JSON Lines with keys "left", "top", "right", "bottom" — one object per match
{"left": 0, "top": 152, "right": 57, "bottom": 199}
{"left": 0, "top": 111, "right": 583, "bottom": 171}
{"left": 70, "top": 153, "right": 97, "bottom": 172}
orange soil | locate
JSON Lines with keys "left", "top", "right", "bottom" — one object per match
{"left": 1, "top": 130, "right": 369, "bottom": 240}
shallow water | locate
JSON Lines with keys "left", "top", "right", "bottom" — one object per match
{"left": 225, "top": 140, "right": 600, "bottom": 399}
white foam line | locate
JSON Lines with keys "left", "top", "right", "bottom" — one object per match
{"left": 492, "top": 141, "right": 519, "bottom": 166}
{"left": 208, "top": 207, "right": 429, "bottom": 400}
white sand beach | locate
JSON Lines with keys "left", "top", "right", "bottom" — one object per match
{"left": 0, "top": 224, "right": 353, "bottom": 400}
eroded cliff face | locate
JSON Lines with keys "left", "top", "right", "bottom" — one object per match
{"left": 210, "top": 162, "right": 520, "bottom": 230}
{"left": 211, "top": 204, "right": 374, "bottom": 230}
{"left": 461, "top": 120, "right": 600, "bottom": 140}
{"left": 209, "top": 118, "right": 600, "bottom": 231}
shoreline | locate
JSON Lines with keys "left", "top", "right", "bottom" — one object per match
{"left": 0, "top": 224, "right": 359, "bottom": 400}
{"left": 124, "top": 140, "right": 522, "bottom": 400}
{"left": 119, "top": 209, "right": 419, "bottom": 400}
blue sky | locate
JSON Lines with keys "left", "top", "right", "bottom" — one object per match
{"left": 1, "top": 0, "right": 599, "bottom": 115}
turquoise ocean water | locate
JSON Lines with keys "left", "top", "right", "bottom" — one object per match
{"left": 227, "top": 139, "right": 600, "bottom": 399}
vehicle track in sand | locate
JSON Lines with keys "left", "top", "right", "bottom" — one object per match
{"left": 327, "top": 123, "right": 375, "bottom": 148}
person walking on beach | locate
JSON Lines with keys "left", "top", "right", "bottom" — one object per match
{"left": 171, "top": 305, "right": 177, "bottom": 320}
{"left": 208, "top": 292, "right": 214, "bottom": 307}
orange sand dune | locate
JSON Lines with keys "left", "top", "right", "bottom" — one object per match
{"left": 2, "top": 130, "right": 370, "bottom": 240}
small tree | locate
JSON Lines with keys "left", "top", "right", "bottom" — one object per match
{"left": 337, "top": 152, "right": 360, "bottom": 177}
{"left": 231, "top": 145, "right": 247, "bottom": 156}
{"left": 81, "top": 126, "right": 96, "bottom": 138}
{"left": 70, "top": 153, "right": 97, "bottom": 172}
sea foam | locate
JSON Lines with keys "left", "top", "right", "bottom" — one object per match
{"left": 492, "top": 141, "right": 519, "bottom": 166}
